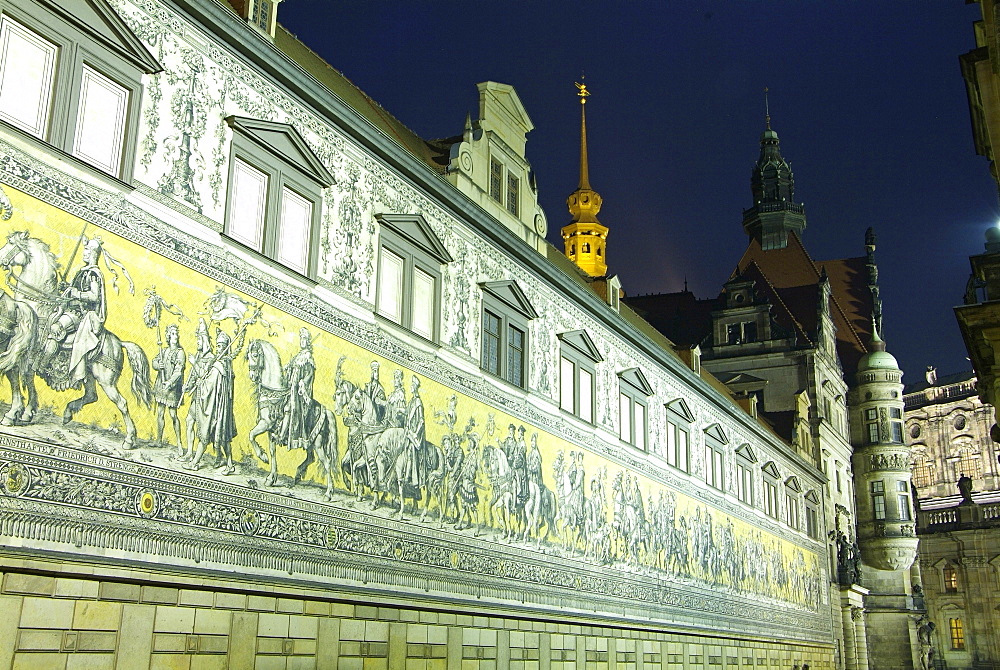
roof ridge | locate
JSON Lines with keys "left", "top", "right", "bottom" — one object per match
{"left": 741, "top": 260, "right": 814, "bottom": 345}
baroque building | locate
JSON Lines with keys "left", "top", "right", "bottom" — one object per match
{"left": 904, "top": 369, "right": 1000, "bottom": 669}
{"left": 0, "top": 0, "right": 844, "bottom": 668}
{"left": 922, "top": 1, "right": 1000, "bottom": 668}
{"left": 626, "top": 114, "right": 921, "bottom": 668}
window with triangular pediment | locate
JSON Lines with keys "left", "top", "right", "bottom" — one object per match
{"left": 0, "top": 0, "right": 160, "bottom": 180}
{"left": 225, "top": 117, "right": 333, "bottom": 277}
{"left": 375, "top": 214, "right": 451, "bottom": 342}
{"left": 480, "top": 281, "right": 535, "bottom": 388}
{"left": 558, "top": 330, "right": 601, "bottom": 424}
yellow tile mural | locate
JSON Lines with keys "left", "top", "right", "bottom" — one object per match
{"left": 0, "top": 184, "right": 821, "bottom": 613}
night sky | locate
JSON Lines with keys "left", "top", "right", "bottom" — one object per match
{"left": 278, "top": 1, "right": 997, "bottom": 384}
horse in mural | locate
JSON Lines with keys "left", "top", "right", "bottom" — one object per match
{"left": 246, "top": 339, "right": 338, "bottom": 496}
{"left": 522, "top": 460, "right": 557, "bottom": 549}
{"left": 333, "top": 364, "right": 381, "bottom": 501}
{"left": 482, "top": 443, "right": 521, "bottom": 541}
{"left": 0, "top": 232, "right": 152, "bottom": 447}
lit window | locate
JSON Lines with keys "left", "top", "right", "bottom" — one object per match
{"left": 950, "top": 618, "right": 965, "bottom": 650}
{"left": 480, "top": 281, "right": 536, "bottom": 388}
{"left": 956, "top": 448, "right": 983, "bottom": 480}
{"left": 618, "top": 368, "right": 652, "bottom": 450}
{"left": 911, "top": 457, "right": 933, "bottom": 488}
{"left": 0, "top": 6, "right": 160, "bottom": 180}
{"left": 376, "top": 214, "right": 451, "bottom": 342}
{"left": 225, "top": 117, "right": 333, "bottom": 277}
{"left": 558, "top": 330, "right": 601, "bottom": 424}
{"left": 943, "top": 565, "right": 958, "bottom": 593}
{"left": 872, "top": 480, "right": 886, "bottom": 520}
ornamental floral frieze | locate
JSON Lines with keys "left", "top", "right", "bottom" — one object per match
{"left": 0, "top": 431, "right": 827, "bottom": 639}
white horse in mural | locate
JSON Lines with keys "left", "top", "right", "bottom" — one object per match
{"left": 246, "top": 339, "right": 339, "bottom": 496}
{"left": 0, "top": 232, "right": 152, "bottom": 447}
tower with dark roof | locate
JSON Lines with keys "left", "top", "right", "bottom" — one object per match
{"left": 742, "top": 104, "right": 807, "bottom": 251}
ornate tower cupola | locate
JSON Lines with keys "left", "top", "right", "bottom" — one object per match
{"left": 848, "top": 325, "right": 917, "bottom": 573}
{"left": 742, "top": 90, "right": 807, "bottom": 251}
{"left": 562, "top": 80, "right": 609, "bottom": 277}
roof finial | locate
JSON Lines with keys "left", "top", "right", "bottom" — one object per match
{"left": 764, "top": 86, "right": 771, "bottom": 130}
{"left": 574, "top": 77, "right": 592, "bottom": 190}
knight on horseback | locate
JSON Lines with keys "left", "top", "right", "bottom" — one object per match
{"left": 42, "top": 237, "right": 106, "bottom": 386}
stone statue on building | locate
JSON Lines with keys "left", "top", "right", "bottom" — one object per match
{"left": 957, "top": 472, "right": 975, "bottom": 505}
{"left": 916, "top": 616, "right": 936, "bottom": 670}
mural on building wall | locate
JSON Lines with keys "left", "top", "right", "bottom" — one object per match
{"left": 0, "top": 183, "right": 821, "bottom": 613}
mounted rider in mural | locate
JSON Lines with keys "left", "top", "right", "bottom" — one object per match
{"left": 41, "top": 237, "right": 109, "bottom": 387}
{"left": 0, "top": 228, "right": 152, "bottom": 447}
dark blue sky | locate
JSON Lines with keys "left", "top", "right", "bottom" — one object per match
{"left": 279, "top": 1, "right": 996, "bottom": 382}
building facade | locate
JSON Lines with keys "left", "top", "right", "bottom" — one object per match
{"left": 905, "top": 370, "right": 1000, "bottom": 669}
{"left": 626, "top": 116, "right": 921, "bottom": 668}
{"left": 0, "top": 1, "right": 840, "bottom": 669}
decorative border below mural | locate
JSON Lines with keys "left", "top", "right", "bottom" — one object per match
{"left": 0, "top": 430, "right": 830, "bottom": 642}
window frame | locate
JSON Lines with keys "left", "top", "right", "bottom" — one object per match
{"left": 896, "top": 480, "right": 912, "bottom": 522}
{"left": 618, "top": 368, "right": 652, "bottom": 450}
{"left": 785, "top": 476, "right": 801, "bottom": 530}
{"left": 872, "top": 480, "right": 886, "bottom": 520}
{"left": 949, "top": 617, "right": 965, "bottom": 650}
{"left": 375, "top": 213, "right": 451, "bottom": 343}
{"left": 762, "top": 462, "right": 780, "bottom": 519}
{"left": 224, "top": 116, "right": 333, "bottom": 279}
{"left": 735, "top": 443, "right": 757, "bottom": 506}
{"left": 557, "top": 330, "right": 602, "bottom": 424}
{"left": 479, "top": 280, "right": 536, "bottom": 389}
{"left": 664, "top": 399, "right": 693, "bottom": 472}
{"left": 943, "top": 564, "right": 959, "bottom": 593}
{"left": 0, "top": 0, "right": 160, "bottom": 181}
{"left": 704, "top": 434, "right": 726, "bottom": 491}
{"left": 804, "top": 490, "right": 820, "bottom": 539}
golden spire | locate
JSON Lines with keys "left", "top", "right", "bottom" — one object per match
{"left": 562, "top": 78, "right": 608, "bottom": 277}
{"left": 576, "top": 80, "right": 591, "bottom": 190}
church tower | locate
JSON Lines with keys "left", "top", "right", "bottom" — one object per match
{"left": 742, "top": 92, "right": 807, "bottom": 250}
{"left": 562, "top": 81, "right": 608, "bottom": 277}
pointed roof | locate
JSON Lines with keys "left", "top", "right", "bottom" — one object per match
{"left": 734, "top": 231, "right": 871, "bottom": 373}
